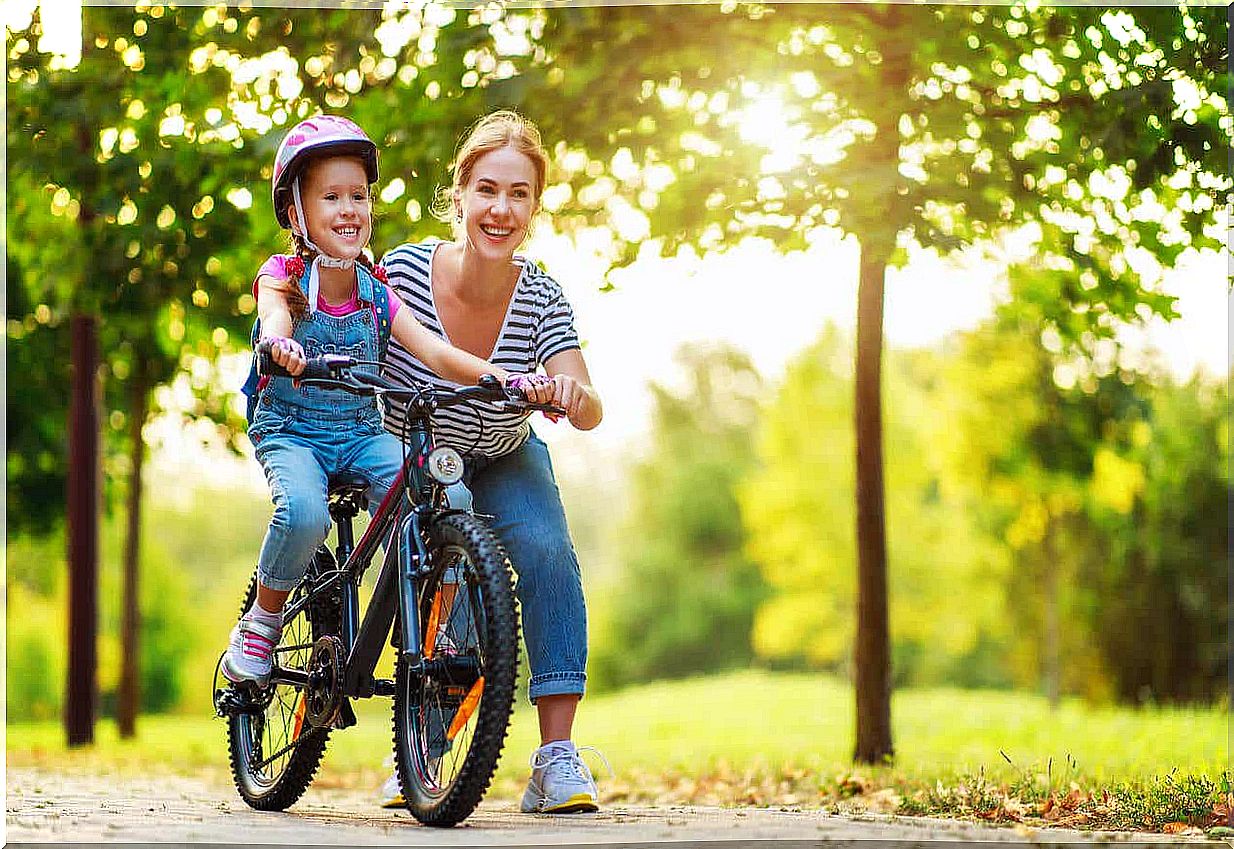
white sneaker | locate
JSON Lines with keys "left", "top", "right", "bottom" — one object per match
{"left": 220, "top": 612, "right": 281, "bottom": 686}
{"left": 519, "top": 742, "right": 605, "bottom": 814}
{"left": 378, "top": 770, "right": 405, "bottom": 809}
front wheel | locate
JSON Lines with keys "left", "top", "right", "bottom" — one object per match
{"left": 392, "top": 512, "right": 519, "bottom": 827}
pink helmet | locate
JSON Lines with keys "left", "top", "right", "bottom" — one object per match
{"left": 271, "top": 115, "right": 379, "bottom": 228}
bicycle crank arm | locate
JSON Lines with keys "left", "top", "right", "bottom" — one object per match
{"left": 268, "top": 667, "right": 310, "bottom": 689}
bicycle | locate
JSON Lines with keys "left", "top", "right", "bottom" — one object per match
{"left": 213, "top": 344, "right": 561, "bottom": 826}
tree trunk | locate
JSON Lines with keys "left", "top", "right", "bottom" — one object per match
{"left": 848, "top": 7, "right": 909, "bottom": 766}
{"left": 117, "top": 351, "right": 149, "bottom": 737}
{"left": 1043, "top": 530, "right": 1061, "bottom": 709}
{"left": 66, "top": 313, "right": 100, "bottom": 746}
{"left": 852, "top": 242, "right": 894, "bottom": 764}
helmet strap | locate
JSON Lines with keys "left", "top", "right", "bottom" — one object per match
{"left": 291, "top": 176, "right": 356, "bottom": 314}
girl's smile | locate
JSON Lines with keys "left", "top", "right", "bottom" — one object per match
{"left": 293, "top": 156, "right": 372, "bottom": 260}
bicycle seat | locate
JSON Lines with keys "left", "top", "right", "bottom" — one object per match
{"left": 327, "top": 472, "right": 370, "bottom": 520}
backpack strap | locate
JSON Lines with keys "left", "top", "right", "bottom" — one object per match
{"left": 240, "top": 259, "right": 312, "bottom": 425}
{"left": 240, "top": 316, "right": 263, "bottom": 425}
{"left": 367, "top": 268, "right": 392, "bottom": 360}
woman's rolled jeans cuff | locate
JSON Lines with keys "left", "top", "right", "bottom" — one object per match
{"left": 528, "top": 671, "right": 586, "bottom": 703}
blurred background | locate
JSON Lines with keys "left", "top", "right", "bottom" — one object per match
{"left": 6, "top": 0, "right": 1228, "bottom": 767}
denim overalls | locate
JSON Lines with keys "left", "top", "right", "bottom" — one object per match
{"left": 249, "top": 265, "right": 405, "bottom": 592}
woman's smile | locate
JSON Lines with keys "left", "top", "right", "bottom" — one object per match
{"left": 458, "top": 145, "right": 538, "bottom": 259}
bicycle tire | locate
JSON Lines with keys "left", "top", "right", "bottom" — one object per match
{"left": 392, "top": 512, "right": 519, "bottom": 827}
{"left": 226, "top": 547, "right": 342, "bottom": 810}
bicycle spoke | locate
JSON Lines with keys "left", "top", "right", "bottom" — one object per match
{"left": 253, "top": 726, "right": 324, "bottom": 772}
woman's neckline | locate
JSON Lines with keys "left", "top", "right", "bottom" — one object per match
{"left": 427, "top": 240, "right": 525, "bottom": 360}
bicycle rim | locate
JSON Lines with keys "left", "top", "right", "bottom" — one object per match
{"left": 392, "top": 513, "right": 518, "bottom": 826}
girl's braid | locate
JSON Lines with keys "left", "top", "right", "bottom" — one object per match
{"left": 272, "top": 232, "right": 311, "bottom": 320}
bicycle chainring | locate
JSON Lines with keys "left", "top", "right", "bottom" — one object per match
{"left": 304, "top": 635, "right": 345, "bottom": 728}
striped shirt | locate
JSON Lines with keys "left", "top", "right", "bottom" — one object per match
{"left": 380, "top": 240, "right": 581, "bottom": 458}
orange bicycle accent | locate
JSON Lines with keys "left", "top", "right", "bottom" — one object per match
{"left": 291, "top": 694, "right": 307, "bottom": 740}
{"left": 423, "top": 591, "right": 443, "bottom": 658}
{"left": 446, "top": 677, "right": 485, "bottom": 741}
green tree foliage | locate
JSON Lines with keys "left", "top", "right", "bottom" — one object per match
{"left": 501, "top": 1, "right": 1227, "bottom": 760}
{"left": 1084, "top": 376, "right": 1228, "bottom": 703}
{"left": 5, "top": 485, "right": 273, "bottom": 722}
{"left": 936, "top": 317, "right": 1228, "bottom": 704}
{"left": 7, "top": 3, "right": 257, "bottom": 531}
{"left": 591, "top": 345, "right": 768, "bottom": 691}
{"left": 738, "top": 326, "right": 1012, "bottom": 689}
{"left": 741, "top": 316, "right": 1226, "bottom": 705}
{"left": 6, "top": 251, "right": 72, "bottom": 537}
{"left": 516, "top": 4, "right": 1225, "bottom": 324}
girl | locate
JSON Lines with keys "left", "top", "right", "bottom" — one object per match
{"left": 221, "top": 115, "right": 551, "bottom": 685}
{"left": 378, "top": 111, "right": 605, "bottom": 813}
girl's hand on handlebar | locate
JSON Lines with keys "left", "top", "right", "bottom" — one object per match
{"left": 506, "top": 373, "right": 564, "bottom": 421}
{"left": 264, "top": 335, "right": 307, "bottom": 377}
{"left": 505, "top": 373, "right": 554, "bottom": 404}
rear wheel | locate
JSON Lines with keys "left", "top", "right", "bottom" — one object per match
{"left": 392, "top": 513, "right": 519, "bottom": 826}
{"left": 226, "top": 548, "right": 341, "bottom": 810}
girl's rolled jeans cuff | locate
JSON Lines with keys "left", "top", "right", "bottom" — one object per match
{"left": 257, "top": 568, "right": 303, "bottom": 593}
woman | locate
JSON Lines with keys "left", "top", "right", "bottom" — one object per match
{"left": 379, "top": 110, "right": 604, "bottom": 813}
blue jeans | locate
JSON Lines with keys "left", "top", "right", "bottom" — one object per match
{"left": 252, "top": 410, "right": 403, "bottom": 592}
{"left": 463, "top": 433, "right": 588, "bottom": 703}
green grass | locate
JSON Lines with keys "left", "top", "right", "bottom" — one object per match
{"left": 8, "top": 671, "right": 1229, "bottom": 830}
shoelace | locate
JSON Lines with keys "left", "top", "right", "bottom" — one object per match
{"left": 238, "top": 616, "right": 280, "bottom": 662}
{"left": 529, "top": 745, "right": 613, "bottom": 781}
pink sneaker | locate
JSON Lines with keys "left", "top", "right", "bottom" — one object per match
{"left": 220, "top": 615, "right": 281, "bottom": 686}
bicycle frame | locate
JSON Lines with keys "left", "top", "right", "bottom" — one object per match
{"left": 271, "top": 415, "right": 447, "bottom": 705}
{"left": 236, "top": 356, "right": 557, "bottom": 718}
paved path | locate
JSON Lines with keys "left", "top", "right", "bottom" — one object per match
{"left": 5, "top": 767, "right": 1217, "bottom": 845}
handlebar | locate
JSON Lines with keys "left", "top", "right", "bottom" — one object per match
{"left": 254, "top": 340, "right": 566, "bottom": 416}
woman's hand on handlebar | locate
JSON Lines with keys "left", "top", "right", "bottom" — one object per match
{"left": 260, "top": 336, "right": 307, "bottom": 377}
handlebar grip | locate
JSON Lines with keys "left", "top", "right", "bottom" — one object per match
{"left": 477, "top": 373, "right": 504, "bottom": 396}
{"left": 299, "top": 359, "right": 334, "bottom": 381}
{"left": 255, "top": 339, "right": 345, "bottom": 381}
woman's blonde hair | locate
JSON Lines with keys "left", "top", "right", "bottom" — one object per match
{"left": 431, "top": 110, "right": 549, "bottom": 227}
